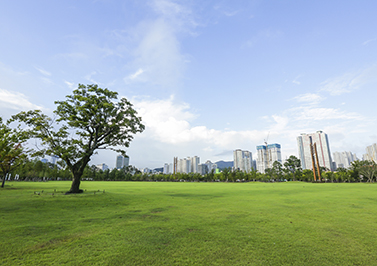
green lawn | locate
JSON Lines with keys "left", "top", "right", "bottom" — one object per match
{"left": 1, "top": 181, "right": 376, "bottom": 265}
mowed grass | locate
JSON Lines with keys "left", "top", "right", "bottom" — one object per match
{"left": 1, "top": 181, "right": 377, "bottom": 265}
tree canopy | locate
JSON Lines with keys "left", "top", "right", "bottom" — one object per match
{"left": 0, "top": 117, "right": 29, "bottom": 188}
{"left": 13, "top": 84, "right": 145, "bottom": 193}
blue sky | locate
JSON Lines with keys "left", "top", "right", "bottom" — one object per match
{"left": 1, "top": 0, "right": 377, "bottom": 169}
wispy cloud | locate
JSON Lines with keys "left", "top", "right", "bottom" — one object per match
{"left": 320, "top": 66, "right": 377, "bottom": 95}
{"left": 243, "top": 29, "right": 284, "bottom": 48}
{"left": 34, "top": 66, "right": 51, "bottom": 76}
{"left": 85, "top": 71, "right": 99, "bottom": 84}
{"left": 293, "top": 93, "right": 324, "bottom": 105}
{"left": 293, "top": 107, "right": 364, "bottom": 121}
{"left": 64, "top": 81, "right": 76, "bottom": 90}
{"left": 224, "top": 10, "right": 240, "bottom": 17}
{"left": 0, "top": 88, "right": 43, "bottom": 111}
{"left": 213, "top": 4, "right": 241, "bottom": 17}
{"left": 362, "top": 37, "right": 377, "bottom": 46}
{"left": 124, "top": 68, "right": 144, "bottom": 83}
{"left": 292, "top": 75, "right": 301, "bottom": 85}
{"left": 118, "top": 0, "right": 197, "bottom": 89}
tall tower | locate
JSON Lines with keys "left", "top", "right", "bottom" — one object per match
{"left": 256, "top": 144, "right": 281, "bottom": 173}
{"left": 333, "top": 151, "right": 358, "bottom": 169}
{"left": 233, "top": 149, "right": 253, "bottom": 172}
{"left": 190, "top": 156, "right": 200, "bottom": 173}
{"left": 364, "top": 143, "right": 377, "bottom": 163}
{"left": 116, "top": 155, "right": 124, "bottom": 169}
{"left": 297, "top": 131, "right": 333, "bottom": 171}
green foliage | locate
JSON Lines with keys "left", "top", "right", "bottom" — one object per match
{"left": 0, "top": 117, "right": 30, "bottom": 187}
{"left": 7, "top": 154, "right": 377, "bottom": 184}
{"left": 283, "top": 155, "right": 302, "bottom": 181}
{"left": 12, "top": 84, "right": 144, "bottom": 192}
{"left": 357, "top": 160, "right": 377, "bottom": 183}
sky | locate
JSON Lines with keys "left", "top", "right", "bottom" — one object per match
{"left": 1, "top": 0, "right": 377, "bottom": 169}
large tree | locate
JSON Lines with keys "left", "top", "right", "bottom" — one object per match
{"left": 357, "top": 160, "right": 377, "bottom": 183}
{"left": 13, "top": 84, "right": 145, "bottom": 193}
{"left": 0, "top": 118, "right": 29, "bottom": 188}
{"left": 283, "top": 155, "right": 301, "bottom": 181}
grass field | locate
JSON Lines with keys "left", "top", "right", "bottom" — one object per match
{"left": 1, "top": 181, "right": 377, "bottom": 265}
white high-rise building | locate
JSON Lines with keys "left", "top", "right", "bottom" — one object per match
{"left": 256, "top": 144, "right": 281, "bottom": 173}
{"left": 333, "top": 151, "right": 358, "bottom": 169}
{"left": 297, "top": 131, "right": 333, "bottom": 171}
{"left": 233, "top": 150, "right": 253, "bottom": 172}
{"left": 96, "top": 163, "right": 109, "bottom": 171}
{"left": 169, "top": 163, "right": 173, "bottom": 174}
{"left": 190, "top": 156, "right": 200, "bottom": 173}
{"left": 163, "top": 163, "right": 170, "bottom": 174}
{"left": 177, "top": 157, "right": 192, "bottom": 174}
{"left": 364, "top": 143, "right": 377, "bottom": 163}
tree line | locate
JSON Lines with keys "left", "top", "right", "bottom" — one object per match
{"left": 5, "top": 155, "right": 377, "bottom": 183}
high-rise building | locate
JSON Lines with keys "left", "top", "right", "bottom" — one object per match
{"left": 256, "top": 144, "right": 281, "bottom": 173}
{"left": 205, "top": 160, "right": 213, "bottom": 173}
{"left": 364, "top": 143, "right": 377, "bottom": 163}
{"left": 124, "top": 157, "right": 129, "bottom": 167}
{"left": 169, "top": 163, "right": 173, "bottom": 174}
{"left": 233, "top": 150, "right": 253, "bottom": 172}
{"left": 163, "top": 163, "right": 170, "bottom": 174}
{"left": 116, "top": 155, "right": 129, "bottom": 169}
{"left": 177, "top": 157, "right": 192, "bottom": 174}
{"left": 333, "top": 151, "right": 358, "bottom": 169}
{"left": 198, "top": 164, "right": 208, "bottom": 175}
{"left": 96, "top": 163, "right": 109, "bottom": 171}
{"left": 190, "top": 156, "right": 200, "bottom": 173}
{"left": 297, "top": 131, "right": 333, "bottom": 171}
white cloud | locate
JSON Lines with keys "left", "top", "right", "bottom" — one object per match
{"left": 119, "top": 0, "right": 197, "bottom": 89}
{"left": 127, "top": 19, "right": 185, "bottom": 87}
{"left": 243, "top": 29, "right": 284, "bottom": 48}
{"left": 132, "top": 95, "right": 266, "bottom": 149}
{"left": 293, "top": 107, "right": 364, "bottom": 121}
{"left": 64, "top": 81, "right": 75, "bottom": 90}
{"left": 224, "top": 10, "right": 240, "bottom": 17}
{"left": 293, "top": 93, "right": 324, "bottom": 105}
{"left": 130, "top": 68, "right": 144, "bottom": 80}
{"left": 320, "top": 66, "right": 377, "bottom": 95}
{"left": 41, "top": 77, "right": 53, "bottom": 84}
{"left": 292, "top": 75, "right": 301, "bottom": 85}
{"left": 0, "top": 88, "right": 43, "bottom": 111}
{"left": 124, "top": 68, "right": 145, "bottom": 83}
{"left": 34, "top": 66, "right": 51, "bottom": 76}
{"left": 362, "top": 37, "right": 377, "bottom": 46}
{"left": 213, "top": 3, "right": 241, "bottom": 17}
{"left": 85, "top": 71, "right": 99, "bottom": 84}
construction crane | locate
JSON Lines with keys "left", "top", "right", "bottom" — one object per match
{"left": 264, "top": 132, "right": 270, "bottom": 169}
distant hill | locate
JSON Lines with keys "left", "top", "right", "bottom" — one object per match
{"left": 154, "top": 167, "right": 163, "bottom": 173}
{"left": 215, "top": 161, "right": 233, "bottom": 170}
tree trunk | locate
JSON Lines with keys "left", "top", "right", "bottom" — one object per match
{"left": 1, "top": 172, "right": 8, "bottom": 188}
{"left": 66, "top": 173, "right": 83, "bottom": 194}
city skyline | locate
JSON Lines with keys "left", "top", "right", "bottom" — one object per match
{"left": 1, "top": 1, "right": 377, "bottom": 168}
